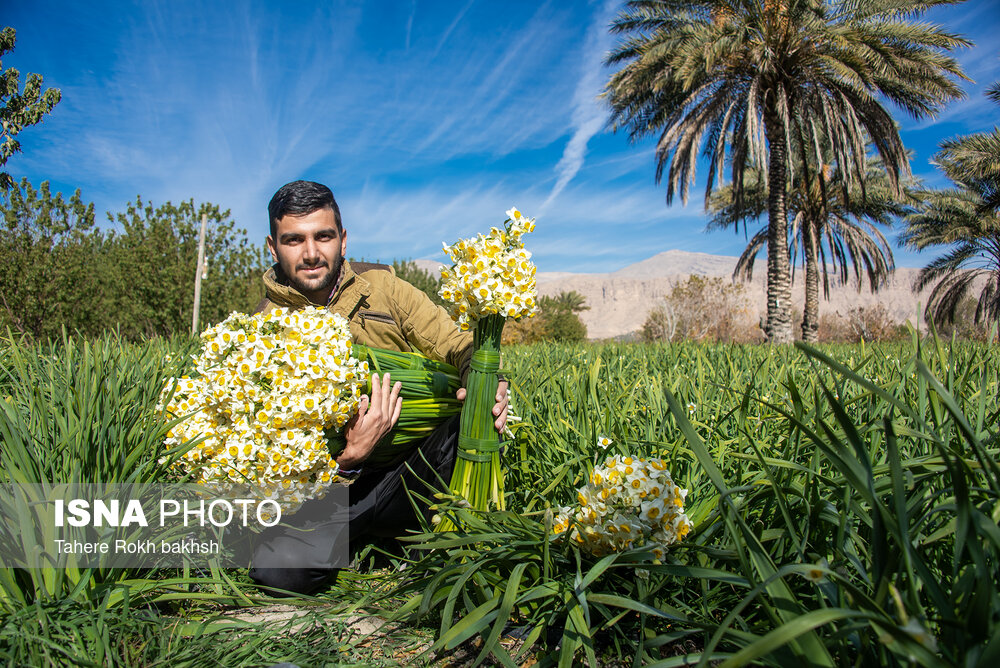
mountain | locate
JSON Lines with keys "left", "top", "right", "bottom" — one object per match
{"left": 413, "top": 252, "right": 931, "bottom": 340}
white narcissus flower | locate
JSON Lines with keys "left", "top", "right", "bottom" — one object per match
{"left": 802, "top": 558, "right": 829, "bottom": 583}
{"left": 597, "top": 436, "right": 613, "bottom": 449}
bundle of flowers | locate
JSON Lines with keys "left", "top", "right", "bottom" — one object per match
{"left": 553, "top": 454, "right": 693, "bottom": 559}
{"left": 437, "top": 208, "right": 538, "bottom": 520}
{"left": 439, "top": 207, "right": 538, "bottom": 330}
{"left": 158, "top": 306, "right": 460, "bottom": 515}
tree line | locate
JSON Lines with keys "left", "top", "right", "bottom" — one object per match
{"left": 0, "top": 179, "right": 269, "bottom": 341}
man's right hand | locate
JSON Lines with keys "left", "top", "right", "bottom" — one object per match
{"left": 338, "top": 372, "right": 403, "bottom": 470}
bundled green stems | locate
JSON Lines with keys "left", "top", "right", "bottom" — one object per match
{"left": 327, "top": 344, "right": 461, "bottom": 470}
{"left": 449, "top": 314, "right": 506, "bottom": 515}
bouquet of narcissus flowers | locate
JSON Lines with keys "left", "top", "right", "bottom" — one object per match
{"left": 439, "top": 207, "right": 538, "bottom": 330}
{"left": 437, "top": 208, "right": 538, "bottom": 522}
{"left": 553, "top": 453, "right": 693, "bottom": 559}
{"left": 158, "top": 306, "right": 460, "bottom": 515}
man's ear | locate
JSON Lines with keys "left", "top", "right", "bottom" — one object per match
{"left": 340, "top": 228, "right": 347, "bottom": 257}
{"left": 265, "top": 236, "right": 279, "bottom": 263}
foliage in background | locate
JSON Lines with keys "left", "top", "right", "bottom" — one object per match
{"left": 0, "top": 180, "right": 269, "bottom": 341}
{"left": 504, "top": 290, "right": 589, "bottom": 343}
{"left": 0, "top": 27, "right": 61, "bottom": 190}
{"left": 0, "top": 179, "right": 108, "bottom": 339}
{"left": 107, "top": 196, "right": 268, "bottom": 338}
{"left": 642, "top": 275, "right": 757, "bottom": 343}
{"left": 932, "top": 297, "right": 994, "bottom": 342}
{"left": 392, "top": 259, "right": 445, "bottom": 307}
{"left": 904, "top": 82, "right": 1000, "bottom": 333}
{"left": 818, "top": 304, "right": 911, "bottom": 343}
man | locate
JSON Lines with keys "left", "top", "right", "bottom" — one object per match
{"left": 248, "top": 180, "right": 508, "bottom": 595}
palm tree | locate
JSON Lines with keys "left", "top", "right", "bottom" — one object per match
{"left": 934, "top": 82, "right": 1000, "bottom": 214}
{"left": 904, "top": 83, "right": 1000, "bottom": 331}
{"left": 604, "top": 0, "right": 969, "bottom": 343}
{"left": 550, "top": 290, "right": 590, "bottom": 314}
{"left": 708, "top": 157, "right": 908, "bottom": 341}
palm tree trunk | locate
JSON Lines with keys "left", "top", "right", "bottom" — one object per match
{"left": 764, "top": 107, "right": 794, "bottom": 344}
{"left": 802, "top": 217, "right": 820, "bottom": 342}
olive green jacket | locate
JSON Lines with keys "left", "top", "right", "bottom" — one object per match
{"left": 256, "top": 261, "right": 472, "bottom": 378}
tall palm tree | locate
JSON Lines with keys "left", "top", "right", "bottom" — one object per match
{"left": 935, "top": 82, "right": 1000, "bottom": 214}
{"left": 708, "top": 157, "right": 908, "bottom": 341}
{"left": 904, "top": 83, "right": 1000, "bottom": 331}
{"left": 604, "top": 0, "right": 969, "bottom": 343}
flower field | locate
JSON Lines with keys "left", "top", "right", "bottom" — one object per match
{"left": 1, "top": 332, "right": 998, "bottom": 666}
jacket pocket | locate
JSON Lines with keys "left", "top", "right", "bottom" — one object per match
{"left": 359, "top": 310, "right": 396, "bottom": 327}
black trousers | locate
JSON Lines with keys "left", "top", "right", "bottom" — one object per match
{"left": 248, "top": 416, "right": 459, "bottom": 596}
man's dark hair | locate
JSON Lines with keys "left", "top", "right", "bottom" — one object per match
{"left": 268, "top": 180, "right": 343, "bottom": 238}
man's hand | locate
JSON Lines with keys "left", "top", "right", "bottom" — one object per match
{"left": 456, "top": 379, "right": 509, "bottom": 433}
{"left": 339, "top": 373, "right": 403, "bottom": 469}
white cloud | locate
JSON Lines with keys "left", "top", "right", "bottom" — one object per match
{"left": 541, "top": 0, "right": 618, "bottom": 211}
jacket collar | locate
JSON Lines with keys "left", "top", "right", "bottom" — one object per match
{"left": 262, "top": 261, "right": 372, "bottom": 315}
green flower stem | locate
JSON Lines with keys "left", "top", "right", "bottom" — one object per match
{"left": 445, "top": 314, "right": 506, "bottom": 525}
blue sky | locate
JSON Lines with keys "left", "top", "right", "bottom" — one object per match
{"left": 4, "top": 0, "right": 999, "bottom": 272}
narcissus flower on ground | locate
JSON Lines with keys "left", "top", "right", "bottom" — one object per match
{"left": 554, "top": 452, "right": 693, "bottom": 558}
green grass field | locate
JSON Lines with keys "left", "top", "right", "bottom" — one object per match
{"left": 1, "top": 333, "right": 997, "bottom": 666}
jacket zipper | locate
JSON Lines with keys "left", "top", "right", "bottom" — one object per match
{"left": 359, "top": 310, "right": 395, "bottom": 326}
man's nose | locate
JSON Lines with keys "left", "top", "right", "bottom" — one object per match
{"left": 302, "top": 239, "right": 321, "bottom": 263}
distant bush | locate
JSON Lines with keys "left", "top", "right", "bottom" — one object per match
{"left": 818, "top": 304, "right": 908, "bottom": 343}
{"left": 503, "top": 291, "right": 588, "bottom": 344}
{"left": 929, "top": 297, "right": 994, "bottom": 341}
{"left": 0, "top": 181, "right": 267, "bottom": 341}
{"left": 641, "top": 275, "right": 758, "bottom": 343}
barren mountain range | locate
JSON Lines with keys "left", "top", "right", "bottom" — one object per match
{"left": 415, "top": 251, "right": 932, "bottom": 340}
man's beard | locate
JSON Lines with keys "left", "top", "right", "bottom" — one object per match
{"left": 287, "top": 254, "right": 343, "bottom": 300}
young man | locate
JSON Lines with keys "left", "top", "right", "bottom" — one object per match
{"left": 249, "top": 180, "right": 508, "bottom": 595}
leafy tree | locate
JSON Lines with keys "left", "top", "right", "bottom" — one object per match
{"left": 538, "top": 291, "right": 589, "bottom": 342}
{"left": 641, "top": 275, "right": 754, "bottom": 343}
{"left": 709, "top": 157, "right": 907, "bottom": 341}
{"left": 0, "top": 178, "right": 109, "bottom": 339}
{"left": 604, "top": 0, "right": 968, "bottom": 343}
{"left": 0, "top": 184, "right": 270, "bottom": 341}
{"left": 0, "top": 27, "right": 61, "bottom": 190}
{"left": 392, "top": 260, "right": 445, "bottom": 306}
{"left": 107, "top": 197, "right": 269, "bottom": 338}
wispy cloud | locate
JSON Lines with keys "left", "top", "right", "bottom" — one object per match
{"left": 411, "top": 1, "right": 570, "bottom": 160}
{"left": 431, "top": 0, "right": 476, "bottom": 59}
{"left": 541, "top": 0, "right": 618, "bottom": 212}
{"left": 338, "top": 175, "right": 716, "bottom": 272}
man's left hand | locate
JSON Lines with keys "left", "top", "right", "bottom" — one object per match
{"left": 456, "top": 379, "right": 509, "bottom": 433}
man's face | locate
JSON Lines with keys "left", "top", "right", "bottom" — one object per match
{"left": 266, "top": 207, "right": 346, "bottom": 304}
